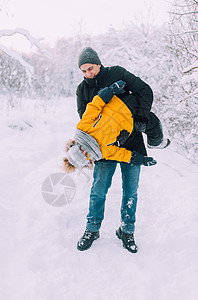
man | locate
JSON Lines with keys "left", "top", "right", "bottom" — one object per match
{"left": 64, "top": 80, "right": 157, "bottom": 172}
{"left": 76, "top": 47, "right": 169, "bottom": 253}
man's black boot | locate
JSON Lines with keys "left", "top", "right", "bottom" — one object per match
{"left": 77, "top": 229, "right": 100, "bottom": 251}
{"left": 116, "top": 227, "right": 137, "bottom": 253}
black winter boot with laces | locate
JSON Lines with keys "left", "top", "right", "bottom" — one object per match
{"left": 116, "top": 227, "right": 137, "bottom": 253}
{"left": 77, "top": 229, "right": 100, "bottom": 251}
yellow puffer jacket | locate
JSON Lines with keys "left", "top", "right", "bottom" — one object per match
{"left": 76, "top": 95, "right": 134, "bottom": 163}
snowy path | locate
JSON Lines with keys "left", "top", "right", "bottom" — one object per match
{"left": 0, "top": 99, "right": 198, "bottom": 300}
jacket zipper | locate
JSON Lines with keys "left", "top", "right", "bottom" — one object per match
{"left": 93, "top": 114, "right": 102, "bottom": 127}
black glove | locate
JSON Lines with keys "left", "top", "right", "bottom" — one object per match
{"left": 98, "top": 80, "right": 126, "bottom": 104}
{"left": 116, "top": 130, "right": 130, "bottom": 146}
{"left": 130, "top": 151, "right": 157, "bottom": 166}
{"left": 109, "top": 80, "right": 126, "bottom": 94}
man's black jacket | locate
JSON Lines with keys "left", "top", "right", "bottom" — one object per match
{"left": 76, "top": 65, "right": 151, "bottom": 155}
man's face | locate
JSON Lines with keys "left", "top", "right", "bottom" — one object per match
{"left": 80, "top": 63, "right": 101, "bottom": 79}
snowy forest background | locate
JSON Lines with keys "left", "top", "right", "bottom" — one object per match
{"left": 0, "top": 0, "right": 198, "bottom": 164}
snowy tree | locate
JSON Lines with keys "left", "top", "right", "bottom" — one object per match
{"left": 168, "top": 0, "right": 198, "bottom": 98}
{"left": 165, "top": 0, "right": 198, "bottom": 162}
{"left": 28, "top": 38, "right": 82, "bottom": 100}
{"left": 0, "top": 28, "right": 50, "bottom": 82}
{"left": 0, "top": 51, "right": 29, "bottom": 106}
{"left": 0, "top": 0, "right": 52, "bottom": 106}
{"left": 90, "top": 15, "right": 198, "bottom": 163}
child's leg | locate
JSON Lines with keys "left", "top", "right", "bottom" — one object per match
{"left": 145, "top": 112, "right": 164, "bottom": 147}
{"left": 134, "top": 112, "right": 170, "bottom": 149}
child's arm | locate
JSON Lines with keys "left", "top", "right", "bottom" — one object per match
{"left": 104, "top": 145, "right": 157, "bottom": 166}
{"left": 103, "top": 144, "right": 132, "bottom": 163}
{"left": 76, "top": 95, "right": 106, "bottom": 132}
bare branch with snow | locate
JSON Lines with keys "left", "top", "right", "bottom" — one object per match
{"left": 179, "top": 88, "right": 198, "bottom": 102}
{"left": 183, "top": 61, "right": 198, "bottom": 73}
{"left": 0, "top": 27, "right": 52, "bottom": 84}
{"left": 167, "top": 11, "right": 198, "bottom": 16}
{"left": 0, "top": 28, "right": 52, "bottom": 58}
{"left": 168, "top": 30, "right": 198, "bottom": 35}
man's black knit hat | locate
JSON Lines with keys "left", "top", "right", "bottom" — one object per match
{"left": 78, "top": 47, "right": 101, "bottom": 68}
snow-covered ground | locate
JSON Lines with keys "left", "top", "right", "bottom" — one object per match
{"left": 0, "top": 98, "right": 198, "bottom": 300}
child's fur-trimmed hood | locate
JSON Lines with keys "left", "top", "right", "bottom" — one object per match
{"left": 63, "top": 139, "right": 94, "bottom": 173}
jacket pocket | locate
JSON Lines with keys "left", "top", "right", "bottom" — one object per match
{"left": 93, "top": 114, "right": 102, "bottom": 127}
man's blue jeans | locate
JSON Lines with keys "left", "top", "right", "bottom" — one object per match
{"left": 86, "top": 160, "right": 141, "bottom": 234}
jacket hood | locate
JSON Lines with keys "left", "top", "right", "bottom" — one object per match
{"left": 75, "top": 129, "right": 102, "bottom": 161}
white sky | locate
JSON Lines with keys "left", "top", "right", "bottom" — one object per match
{"left": 0, "top": 0, "right": 171, "bottom": 52}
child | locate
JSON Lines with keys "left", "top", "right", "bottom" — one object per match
{"left": 63, "top": 80, "right": 159, "bottom": 172}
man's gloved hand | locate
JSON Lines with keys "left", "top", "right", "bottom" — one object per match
{"left": 109, "top": 80, "right": 126, "bottom": 94}
{"left": 130, "top": 151, "right": 157, "bottom": 166}
{"left": 98, "top": 80, "right": 126, "bottom": 104}
{"left": 116, "top": 130, "right": 130, "bottom": 146}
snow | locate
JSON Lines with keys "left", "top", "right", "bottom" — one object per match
{"left": 0, "top": 98, "right": 198, "bottom": 300}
